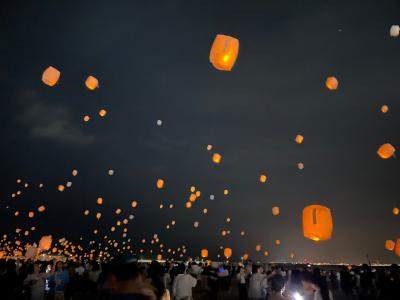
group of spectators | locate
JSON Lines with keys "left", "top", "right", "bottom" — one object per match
{"left": 0, "top": 256, "right": 399, "bottom": 300}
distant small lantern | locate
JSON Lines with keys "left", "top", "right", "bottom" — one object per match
{"left": 255, "top": 244, "right": 262, "bottom": 252}
{"left": 393, "top": 207, "right": 400, "bottom": 216}
{"left": 381, "top": 105, "right": 389, "bottom": 114}
{"left": 275, "top": 240, "right": 281, "bottom": 245}
{"left": 201, "top": 249, "right": 208, "bottom": 258}
{"left": 223, "top": 247, "right": 232, "bottom": 259}
{"left": 99, "top": 109, "right": 107, "bottom": 117}
{"left": 259, "top": 174, "right": 267, "bottom": 183}
{"left": 295, "top": 134, "right": 304, "bottom": 144}
{"left": 212, "top": 153, "right": 222, "bottom": 164}
{"left": 207, "top": 145, "right": 213, "bottom": 151}
{"left": 58, "top": 185, "right": 65, "bottom": 192}
{"left": 390, "top": 25, "right": 400, "bottom": 37}
{"left": 272, "top": 206, "right": 280, "bottom": 216}
{"left": 131, "top": 201, "right": 138, "bottom": 208}
{"left": 209, "top": 34, "right": 239, "bottom": 71}
{"left": 377, "top": 143, "right": 395, "bottom": 159}
{"left": 385, "top": 240, "right": 395, "bottom": 251}
{"left": 156, "top": 179, "right": 165, "bottom": 189}
{"left": 42, "top": 66, "right": 60, "bottom": 86}
{"left": 85, "top": 76, "right": 99, "bottom": 90}
{"left": 97, "top": 197, "right": 103, "bottom": 205}
{"left": 83, "top": 115, "right": 90, "bottom": 122}
{"left": 264, "top": 250, "right": 269, "bottom": 256}
{"left": 325, "top": 76, "right": 339, "bottom": 90}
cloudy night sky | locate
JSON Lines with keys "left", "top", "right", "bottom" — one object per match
{"left": 1, "top": 0, "right": 400, "bottom": 263}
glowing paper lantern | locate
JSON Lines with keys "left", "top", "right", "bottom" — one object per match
{"left": 84, "top": 210, "right": 90, "bottom": 216}
{"left": 39, "top": 235, "right": 52, "bottom": 251}
{"left": 37, "top": 206, "right": 46, "bottom": 213}
{"left": 240, "top": 231, "right": 245, "bottom": 236}
{"left": 212, "top": 153, "right": 222, "bottom": 164}
{"left": 72, "top": 169, "right": 78, "bottom": 176}
{"left": 25, "top": 246, "right": 38, "bottom": 259}
{"left": 186, "top": 202, "right": 192, "bottom": 209}
{"left": 42, "top": 66, "right": 60, "bottom": 86}
{"left": 295, "top": 134, "right": 304, "bottom": 144}
{"left": 207, "top": 145, "right": 213, "bottom": 151}
{"left": 83, "top": 115, "right": 90, "bottom": 122}
{"left": 243, "top": 254, "right": 249, "bottom": 261}
{"left": 303, "top": 205, "right": 333, "bottom": 241}
{"left": 290, "top": 253, "right": 295, "bottom": 259}
{"left": 393, "top": 207, "right": 400, "bottom": 216}
{"left": 209, "top": 34, "right": 239, "bottom": 71}
{"left": 275, "top": 240, "right": 281, "bottom": 245}
{"left": 96, "top": 212, "right": 102, "bottom": 220}
{"left": 201, "top": 249, "right": 208, "bottom": 258}
{"left": 223, "top": 247, "right": 232, "bottom": 259}
{"left": 97, "top": 197, "right": 103, "bottom": 205}
{"left": 272, "top": 206, "right": 280, "bottom": 216}
{"left": 390, "top": 25, "right": 400, "bottom": 37}
{"left": 156, "top": 179, "right": 165, "bottom": 189}
{"left": 195, "top": 191, "right": 201, "bottom": 197}
{"left": 115, "top": 208, "right": 122, "bottom": 215}
{"left": 396, "top": 239, "right": 400, "bottom": 256}
{"left": 189, "top": 194, "right": 197, "bottom": 202}
{"left": 203, "top": 208, "right": 208, "bottom": 214}
{"left": 58, "top": 185, "right": 65, "bottom": 192}
{"left": 28, "top": 211, "right": 34, "bottom": 218}
{"left": 385, "top": 240, "right": 395, "bottom": 251}
{"left": 85, "top": 76, "right": 99, "bottom": 90}
{"left": 99, "top": 109, "right": 107, "bottom": 117}
{"left": 259, "top": 174, "right": 267, "bottom": 183}
{"left": 223, "top": 189, "right": 229, "bottom": 195}
{"left": 325, "top": 76, "right": 339, "bottom": 90}
{"left": 131, "top": 201, "right": 138, "bottom": 208}
{"left": 381, "top": 105, "right": 389, "bottom": 114}
{"left": 377, "top": 143, "right": 395, "bottom": 159}
{"left": 298, "top": 162, "right": 304, "bottom": 170}
{"left": 193, "top": 221, "right": 199, "bottom": 228}
{"left": 255, "top": 244, "right": 262, "bottom": 252}
{"left": 264, "top": 251, "right": 269, "bottom": 256}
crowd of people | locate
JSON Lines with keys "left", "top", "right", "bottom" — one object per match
{"left": 0, "top": 256, "right": 399, "bottom": 300}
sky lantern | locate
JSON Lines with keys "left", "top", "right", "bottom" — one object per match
{"left": 28, "top": 211, "right": 34, "bottom": 218}
{"left": 207, "top": 145, "right": 213, "bottom": 151}
{"left": 195, "top": 191, "right": 201, "bottom": 197}
{"left": 223, "top": 189, "right": 229, "bottom": 196}
{"left": 377, "top": 143, "right": 395, "bottom": 159}
{"left": 84, "top": 210, "right": 90, "bottom": 216}
{"left": 303, "top": 205, "right": 333, "bottom": 241}
{"left": 295, "top": 134, "right": 304, "bottom": 144}
{"left": 390, "top": 25, "right": 400, "bottom": 37}
{"left": 115, "top": 208, "right": 122, "bottom": 215}
{"left": 275, "top": 240, "right": 281, "bottom": 245}
{"left": 255, "top": 244, "right": 262, "bottom": 252}
{"left": 14, "top": 211, "right": 20, "bottom": 216}
{"left": 72, "top": 169, "right": 78, "bottom": 176}
{"left": 209, "top": 34, "right": 239, "bottom": 71}
{"left": 193, "top": 221, "right": 199, "bottom": 228}
{"left": 156, "top": 179, "right": 165, "bottom": 189}
{"left": 98, "top": 109, "right": 107, "bottom": 117}
{"left": 381, "top": 105, "right": 389, "bottom": 114}
{"left": 240, "top": 230, "right": 245, "bottom": 236}
{"left": 85, "top": 75, "right": 99, "bottom": 90}
{"left": 212, "top": 153, "right": 222, "bottom": 164}
{"left": 243, "top": 253, "right": 249, "bottom": 261}
{"left": 96, "top": 212, "right": 102, "bottom": 220}
{"left": 203, "top": 208, "right": 208, "bottom": 214}
{"left": 298, "top": 162, "right": 304, "bottom": 170}
{"left": 190, "top": 186, "right": 196, "bottom": 192}
{"left": 97, "top": 197, "right": 103, "bottom": 205}
{"left": 201, "top": 249, "right": 208, "bottom": 258}
{"left": 131, "top": 200, "right": 138, "bottom": 208}
{"left": 39, "top": 235, "right": 52, "bottom": 251}
{"left": 290, "top": 253, "right": 295, "bottom": 259}
{"left": 325, "top": 76, "right": 339, "bottom": 90}
{"left": 83, "top": 115, "right": 90, "bottom": 122}
{"left": 264, "top": 251, "right": 269, "bottom": 256}
{"left": 385, "top": 240, "right": 395, "bottom": 251}
{"left": 393, "top": 207, "right": 400, "bottom": 216}
{"left": 189, "top": 194, "right": 197, "bottom": 202}
{"left": 37, "top": 205, "right": 46, "bottom": 213}
{"left": 223, "top": 247, "right": 232, "bottom": 259}
{"left": 272, "top": 206, "right": 280, "bottom": 216}
{"left": 42, "top": 66, "right": 60, "bottom": 86}
{"left": 58, "top": 185, "right": 65, "bottom": 192}
{"left": 186, "top": 202, "right": 192, "bottom": 209}
{"left": 259, "top": 174, "right": 267, "bottom": 183}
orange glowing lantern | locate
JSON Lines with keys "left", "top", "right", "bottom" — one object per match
{"left": 39, "top": 235, "right": 52, "bottom": 251}
{"left": 42, "top": 66, "right": 60, "bottom": 86}
{"left": 207, "top": 145, "right": 213, "bottom": 151}
{"left": 28, "top": 211, "right": 34, "bottom": 218}
{"left": 186, "top": 202, "right": 192, "bottom": 209}
{"left": 201, "top": 249, "right": 209, "bottom": 258}
{"left": 259, "top": 174, "right": 267, "bottom": 183}
{"left": 99, "top": 109, "right": 107, "bottom": 117}
{"left": 37, "top": 205, "right": 46, "bottom": 213}
{"left": 209, "top": 34, "right": 239, "bottom": 71}
{"left": 302, "top": 205, "right": 333, "bottom": 241}
{"left": 295, "top": 134, "right": 304, "bottom": 144}
{"left": 275, "top": 240, "right": 281, "bottom": 245}
{"left": 131, "top": 201, "right": 138, "bottom": 208}
{"left": 243, "top": 253, "right": 249, "bottom": 261}
{"left": 212, "top": 153, "right": 222, "bottom": 164}
{"left": 85, "top": 76, "right": 99, "bottom": 90}
{"left": 83, "top": 115, "right": 90, "bottom": 122}
{"left": 272, "top": 206, "right": 280, "bottom": 216}
{"left": 385, "top": 240, "right": 395, "bottom": 251}
{"left": 325, "top": 76, "right": 339, "bottom": 90}
{"left": 377, "top": 143, "right": 395, "bottom": 159}
{"left": 395, "top": 239, "right": 400, "bottom": 256}
{"left": 58, "top": 185, "right": 65, "bottom": 192}
{"left": 223, "top": 247, "right": 232, "bottom": 259}
{"left": 156, "top": 179, "right": 164, "bottom": 189}
{"left": 381, "top": 105, "right": 389, "bottom": 114}
{"left": 264, "top": 251, "right": 269, "bottom": 256}
{"left": 255, "top": 244, "right": 262, "bottom": 252}
{"left": 97, "top": 197, "right": 103, "bottom": 205}
{"left": 393, "top": 207, "right": 400, "bottom": 216}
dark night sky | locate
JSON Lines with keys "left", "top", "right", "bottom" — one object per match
{"left": 1, "top": 0, "right": 400, "bottom": 263}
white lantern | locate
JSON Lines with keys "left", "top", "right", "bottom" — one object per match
{"left": 390, "top": 25, "right": 400, "bottom": 37}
